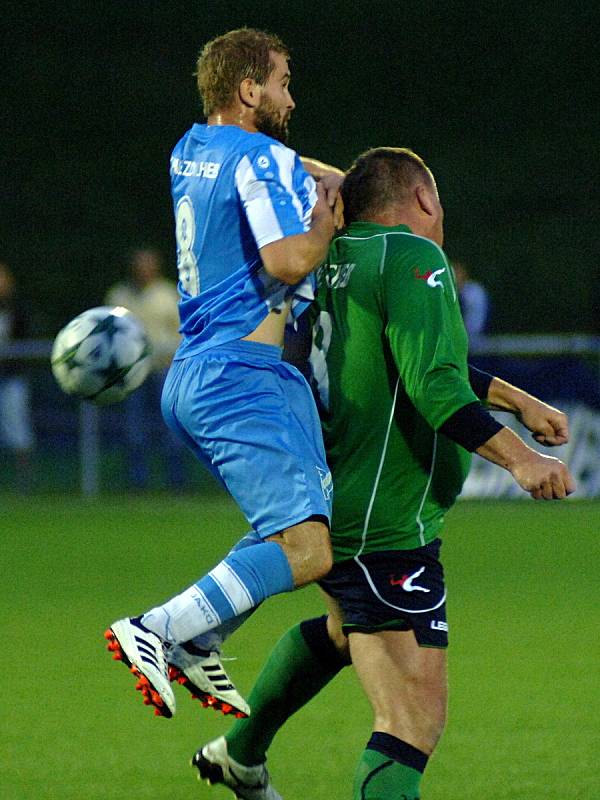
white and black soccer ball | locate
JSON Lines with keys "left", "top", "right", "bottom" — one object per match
{"left": 51, "top": 306, "right": 152, "bottom": 405}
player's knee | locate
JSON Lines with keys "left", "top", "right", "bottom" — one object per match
{"left": 301, "top": 525, "right": 333, "bottom": 581}
{"left": 310, "top": 525, "right": 334, "bottom": 577}
{"left": 274, "top": 519, "right": 333, "bottom": 585}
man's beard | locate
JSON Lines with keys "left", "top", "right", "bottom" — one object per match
{"left": 255, "top": 96, "right": 290, "bottom": 144}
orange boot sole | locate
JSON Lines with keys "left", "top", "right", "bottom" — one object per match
{"left": 168, "top": 666, "right": 247, "bottom": 718}
{"left": 104, "top": 628, "right": 173, "bottom": 718}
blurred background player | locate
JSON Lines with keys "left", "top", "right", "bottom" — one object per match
{"left": 105, "top": 247, "right": 185, "bottom": 490}
{"left": 451, "top": 258, "right": 491, "bottom": 339}
{"left": 105, "top": 29, "right": 341, "bottom": 721}
{"left": 0, "top": 261, "right": 35, "bottom": 491}
{"left": 192, "top": 148, "right": 575, "bottom": 800}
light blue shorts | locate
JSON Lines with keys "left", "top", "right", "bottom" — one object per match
{"left": 161, "top": 340, "right": 332, "bottom": 538}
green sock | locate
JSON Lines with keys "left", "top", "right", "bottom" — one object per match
{"left": 226, "top": 617, "right": 347, "bottom": 765}
{"left": 353, "top": 734, "right": 428, "bottom": 800}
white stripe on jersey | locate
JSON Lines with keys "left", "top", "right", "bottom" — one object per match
{"left": 269, "top": 145, "right": 307, "bottom": 228}
{"left": 341, "top": 230, "right": 457, "bottom": 301}
{"left": 235, "top": 155, "right": 284, "bottom": 249}
{"left": 356, "top": 377, "right": 401, "bottom": 556}
{"left": 416, "top": 432, "right": 438, "bottom": 546}
{"left": 349, "top": 373, "right": 449, "bottom": 611}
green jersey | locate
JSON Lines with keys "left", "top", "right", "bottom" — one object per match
{"left": 311, "top": 221, "right": 478, "bottom": 560}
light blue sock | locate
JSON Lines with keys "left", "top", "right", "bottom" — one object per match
{"left": 142, "top": 539, "right": 293, "bottom": 644}
{"left": 189, "top": 531, "right": 261, "bottom": 651}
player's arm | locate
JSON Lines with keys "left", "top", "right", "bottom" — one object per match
{"left": 486, "top": 375, "right": 569, "bottom": 446}
{"left": 383, "top": 246, "right": 575, "bottom": 500}
{"left": 383, "top": 245, "right": 483, "bottom": 433}
{"left": 448, "top": 368, "right": 574, "bottom": 497}
{"left": 300, "top": 157, "right": 344, "bottom": 178}
{"left": 236, "top": 149, "right": 335, "bottom": 286}
{"left": 474, "top": 426, "right": 574, "bottom": 499}
{"left": 260, "top": 181, "right": 334, "bottom": 285}
{"left": 301, "top": 157, "right": 345, "bottom": 229}
{"left": 469, "top": 366, "right": 569, "bottom": 446}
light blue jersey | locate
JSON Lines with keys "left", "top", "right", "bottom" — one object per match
{"left": 170, "top": 124, "right": 317, "bottom": 357}
{"left": 163, "top": 122, "right": 331, "bottom": 538}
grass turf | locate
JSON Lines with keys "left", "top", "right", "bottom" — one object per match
{"left": 1, "top": 494, "right": 598, "bottom": 799}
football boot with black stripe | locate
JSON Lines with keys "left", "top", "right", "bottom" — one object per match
{"left": 104, "top": 616, "right": 175, "bottom": 718}
{"left": 192, "top": 736, "right": 282, "bottom": 800}
{"left": 168, "top": 642, "right": 250, "bottom": 718}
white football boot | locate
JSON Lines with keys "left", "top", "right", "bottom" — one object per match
{"left": 168, "top": 643, "right": 250, "bottom": 718}
{"left": 104, "top": 617, "right": 175, "bottom": 718}
{"left": 192, "top": 736, "right": 282, "bottom": 800}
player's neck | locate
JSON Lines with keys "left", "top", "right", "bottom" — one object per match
{"left": 367, "top": 208, "right": 411, "bottom": 229}
{"left": 367, "top": 207, "right": 432, "bottom": 240}
{"left": 207, "top": 107, "right": 258, "bottom": 134}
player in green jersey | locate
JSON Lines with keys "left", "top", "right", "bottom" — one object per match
{"left": 192, "top": 148, "right": 575, "bottom": 800}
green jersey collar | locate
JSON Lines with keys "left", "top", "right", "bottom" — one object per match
{"left": 342, "top": 221, "right": 413, "bottom": 237}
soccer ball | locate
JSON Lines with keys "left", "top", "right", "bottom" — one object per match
{"left": 51, "top": 306, "right": 152, "bottom": 405}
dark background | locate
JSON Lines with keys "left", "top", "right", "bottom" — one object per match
{"left": 2, "top": 0, "right": 598, "bottom": 335}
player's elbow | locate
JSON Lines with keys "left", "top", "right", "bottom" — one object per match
{"left": 260, "top": 236, "right": 322, "bottom": 285}
{"left": 263, "top": 255, "right": 315, "bottom": 285}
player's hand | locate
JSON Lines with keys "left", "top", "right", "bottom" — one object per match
{"left": 510, "top": 451, "right": 576, "bottom": 500}
{"left": 312, "top": 181, "right": 335, "bottom": 226}
{"left": 517, "top": 397, "right": 569, "bottom": 447}
{"left": 318, "top": 174, "right": 344, "bottom": 229}
{"left": 319, "top": 172, "right": 344, "bottom": 208}
{"left": 332, "top": 193, "right": 345, "bottom": 230}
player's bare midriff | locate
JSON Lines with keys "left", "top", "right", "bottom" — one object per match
{"left": 242, "top": 299, "right": 291, "bottom": 347}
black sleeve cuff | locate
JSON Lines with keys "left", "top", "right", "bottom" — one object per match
{"left": 468, "top": 364, "right": 495, "bottom": 400}
{"left": 439, "top": 401, "right": 503, "bottom": 452}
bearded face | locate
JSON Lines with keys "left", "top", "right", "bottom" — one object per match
{"left": 254, "top": 94, "right": 291, "bottom": 144}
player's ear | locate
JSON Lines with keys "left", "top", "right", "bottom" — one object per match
{"left": 239, "top": 78, "right": 261, "bottom": 108}
{"left": 415, "top": 183, "right": 436, "bottom": 217}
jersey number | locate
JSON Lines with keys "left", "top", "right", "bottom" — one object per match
{"left": 310, "top": 310, "right": 332, "bottom": 410}
{"left": 175, "top": 195, "right": 200, "bottom": 296}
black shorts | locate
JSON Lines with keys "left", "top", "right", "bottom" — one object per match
{"left": 319, "top": 539, "right": 448, "bottom": 648}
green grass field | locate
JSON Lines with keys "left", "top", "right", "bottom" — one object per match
{"left": 2, "top": 493, "right": 598, "bottom": 799}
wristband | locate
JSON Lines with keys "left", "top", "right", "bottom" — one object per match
{"left": 439, "top": 401, "right": 503, "bottom": 452}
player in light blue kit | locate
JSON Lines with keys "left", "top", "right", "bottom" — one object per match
{"left": 105, "top": 28, "right": 341, "bottom": 721}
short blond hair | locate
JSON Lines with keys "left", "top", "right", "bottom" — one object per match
{"left": 196, "top": 28, "right": 289, "bottom": 116}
